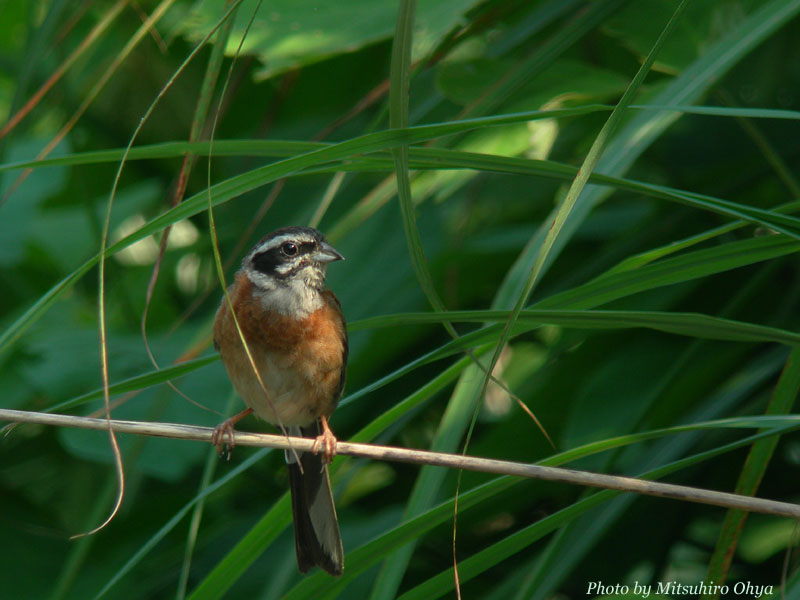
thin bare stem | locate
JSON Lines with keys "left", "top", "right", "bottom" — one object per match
{"left": 203, "top": 0, "right": 302, "bottom": 467}
{"left": 88, "top": 0, "right": 242, "bottom": 538}
{"left": 2, "top": 409, "right": 799, "bottom": 521}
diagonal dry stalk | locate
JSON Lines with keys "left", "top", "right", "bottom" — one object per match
{"left": 2, "top": 408, "right": 799, "bottom": 521}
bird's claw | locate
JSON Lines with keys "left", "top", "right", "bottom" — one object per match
{"left": 311, "top": 427, "right": 337, "bottom": 464}
{"left": 212, "top": 419, "right": 237, "bottom": 459}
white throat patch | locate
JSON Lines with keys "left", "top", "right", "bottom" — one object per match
{"left": 246, "top": 264, "right": 326, "bottom": 317}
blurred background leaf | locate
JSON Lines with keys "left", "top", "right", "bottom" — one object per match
{"left": 1, "top": 0, "right": 799, "bottom": 599}
{"left": 181, "top": 0, "right": 485, "bottom": 80}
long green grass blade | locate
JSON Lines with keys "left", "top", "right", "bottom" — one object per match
{"left": 483, "top": 0, "right": 691, "bottom": 410}
{"left": 352, "top": 309, "right": 800, "bottom": 345}
{"left": 9, "top": 142, "right": 800, "bottom": 238}
{"left": 399, "top": 419, "right": 800, "bottom": 600}
{"left": 187, "top": 354, "right": 473, "bottom": 600}
{"left": 46, "top": 356, "right": 218, "bottom": 413}
{"left": 703, "top": 346, "right": 800, "bottom": 597}
{"left": 290, "top": 419, "right": 800, "bottom": 600}
{"left": 93, "top": 448, "right": 270, "bottom": 599}
{"left": 536, "top": 236, "right": 800, "bottom": 310}
{"left": 0, "top": 106, "right": 607, "bottom": 358}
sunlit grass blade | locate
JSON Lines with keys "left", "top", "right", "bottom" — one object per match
{"left": 5, "top": 93, "right": 799, "bottom": 168}
{"left": 499, "top": 0, "right": 800, "bottom": 316}
{"left": 482, "top": 0, "right": 692, "bottom": 420}
{"left": 630, "top": 104, "right": 800, "bottom": 120}
{"left": 10, "top": 142, "right": 800, "bottom": 239}
{"left": 0, "top": 106, "right": 610, "bottom": 359}
{"left": 373, "top": 2, "right": 652, "bottom": 593}
{"left": 337, "top": 149, "right": 800, "bottom": 238}
{"left": 444, "top": 4, "right": 691, "bottom": 596}
{"left": 0, "top": 140, "right": 328, "bottom": 170}
{"left": 535, "top": 235, "right": 800, "bottom": 310}
{"left": 109, "top": 107, "right": 610, "bottom": 251}
{"left": 382, "top": 5, "right": 527, "bottom": 595}
{"left": 390, "top": 0, "right": 443, "bottom": 318}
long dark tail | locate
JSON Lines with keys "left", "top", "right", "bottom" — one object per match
{"left": 286, "top": 422, "right": 344, "bottom": 575}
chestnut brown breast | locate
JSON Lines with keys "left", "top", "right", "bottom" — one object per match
{"left": 213, "top": 273, "right": 347, "bottom": 427}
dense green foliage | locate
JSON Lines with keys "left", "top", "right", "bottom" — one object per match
{"left": 1, "top": 1, "right": 800, "bottom": 598}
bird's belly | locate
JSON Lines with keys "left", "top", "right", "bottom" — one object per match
{"left": 223, "top": 349, "right": 323, "bottom": 427}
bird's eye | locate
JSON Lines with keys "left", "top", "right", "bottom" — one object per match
{"left": 281, "top": 242, "right": 298, "bottom": 256}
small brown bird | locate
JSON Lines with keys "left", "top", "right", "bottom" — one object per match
{"left": 212, "top": 226, "right": 347, "bottom": 575}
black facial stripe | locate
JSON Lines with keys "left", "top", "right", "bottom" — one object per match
{"left": 250, "top": 235, "right": 325, "bottom": 283}
{"left": 253, "top": 238, "right": 317, "bottom": 267}
{"left": 252, "top": 251, "right": 317, "bottom": 281}
{"left": 251, "top": 248, "right": 283, "bottom": 276}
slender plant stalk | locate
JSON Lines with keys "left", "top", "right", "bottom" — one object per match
{"left": 2, "top": 408, "right": 799, "bottom": 520}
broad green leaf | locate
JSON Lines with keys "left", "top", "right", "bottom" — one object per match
{"left": 183, "top": 0, "right": 484, "bottom": 80}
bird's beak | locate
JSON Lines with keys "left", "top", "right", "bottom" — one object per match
{"left": 313, "top": 241, "right": 345, "bottom": 263}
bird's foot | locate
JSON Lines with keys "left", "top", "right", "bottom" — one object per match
{"left": 311, "top": 416, "right": 338, "bottom": 464}
{"left": 211, "top": 408, "right": 253, "bottom": 459}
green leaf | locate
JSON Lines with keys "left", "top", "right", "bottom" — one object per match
{"left": 183, "top": 0, "right": 485, "bottom": 80}
{"left": 704, "top": 346, "right": 800, "bottom": 596}
{"left": 352, "top": 309, "right": 800, "bottom": 345}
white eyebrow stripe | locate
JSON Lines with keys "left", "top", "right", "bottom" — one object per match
{"left": 250, "top": 233, "right": 314, "bottom": 256}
